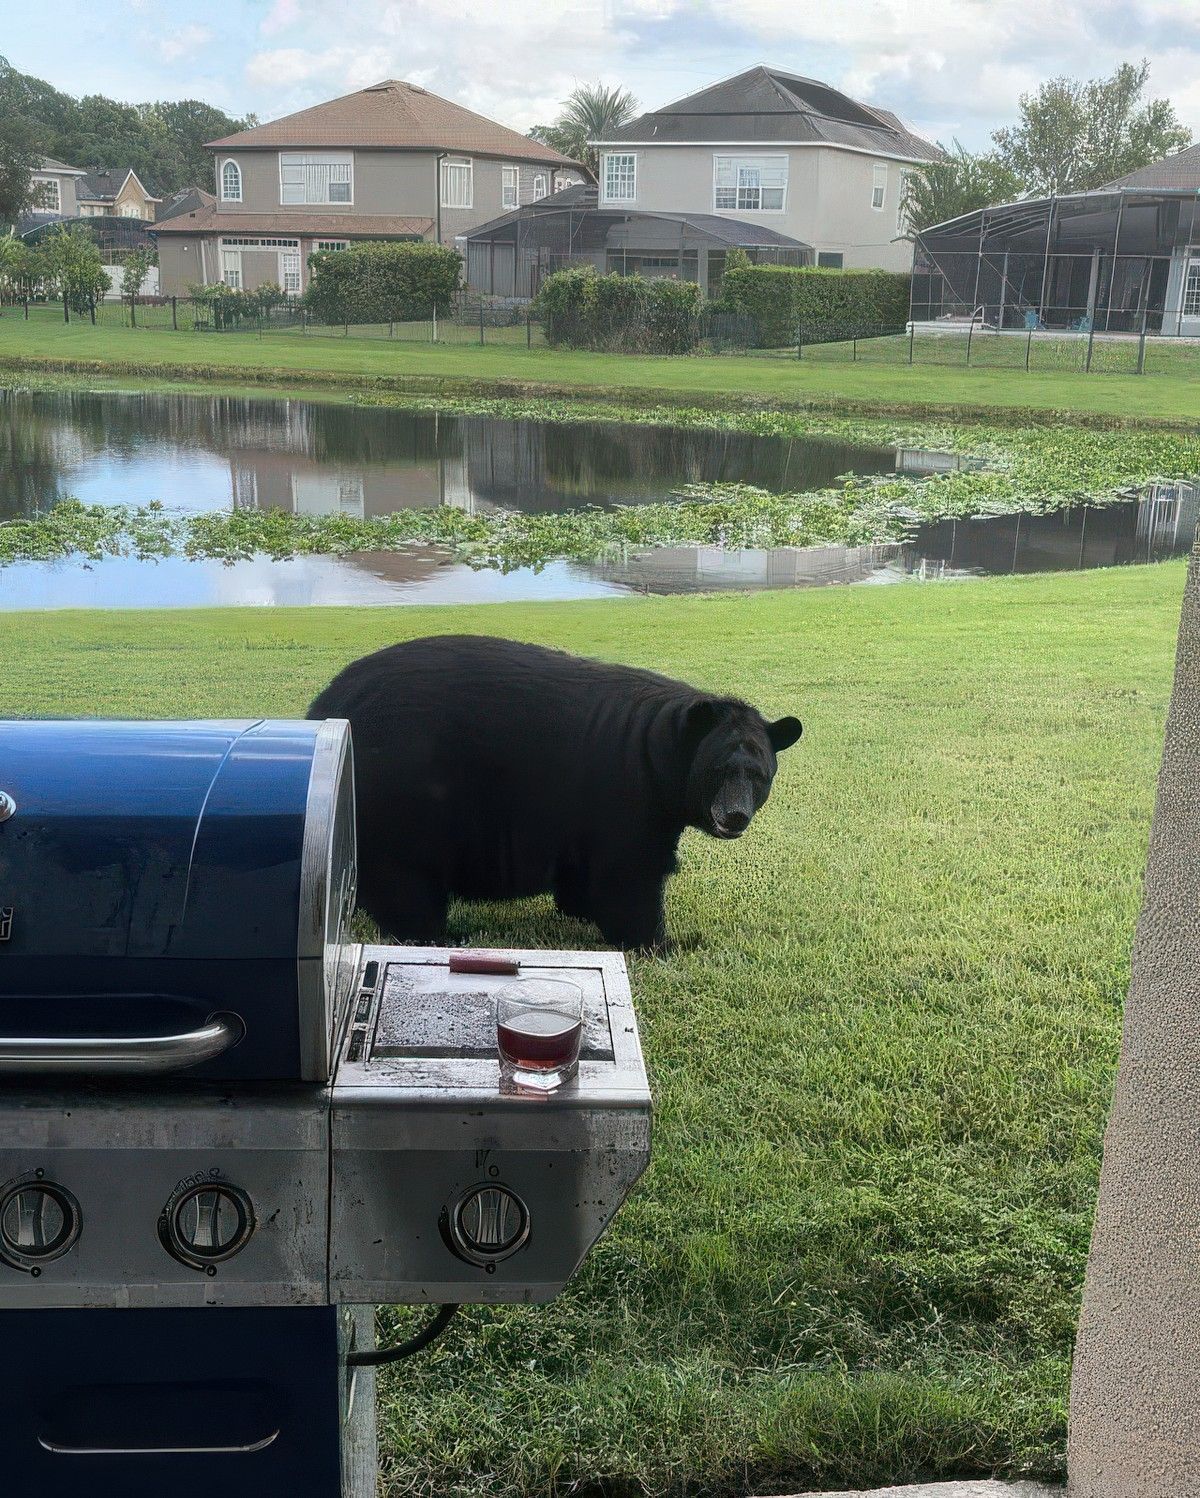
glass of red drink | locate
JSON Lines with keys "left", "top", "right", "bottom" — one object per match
{"left": 495, "top": 978, "right": 583, "bottom": 1093}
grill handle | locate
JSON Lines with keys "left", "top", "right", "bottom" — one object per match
{"left": 0, "top": 1012, "right": 244, "bottom": 1075}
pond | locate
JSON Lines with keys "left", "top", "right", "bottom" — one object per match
{"left": 0, "top": 389, "right": 1194, "bottom": 609}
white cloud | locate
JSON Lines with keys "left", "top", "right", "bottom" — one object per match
{"left": 233, "top": 0, "right": 1200, "bottom": 146}
{"left": 158, "top": 23, "right": 212, "bottom": 63}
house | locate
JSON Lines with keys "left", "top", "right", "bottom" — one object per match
{"left": 76, "top": 168, "right": 161, "bottom": 221}
{"left": 152, "top": 79, "right": 586, "bottom": 296}
{"left": 24, "top": 156, "right": 87, "bottom": 222}
{"left": 911, "top": 143, "right": 1200, "bottom": 337}
{"left": 461, "top": 182, "right": 811, "bottom": 299}
{"left": 592, "top": 66, "right": 940, "bottom": 274}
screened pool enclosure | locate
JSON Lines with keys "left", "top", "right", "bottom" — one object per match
{"left": 913, "top": 185, "right": 1200, "bottom": 337}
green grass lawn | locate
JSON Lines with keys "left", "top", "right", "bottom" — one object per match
{"left": 3, "top": 564, "right": 1184, "bottom": 1495}
{"left": 2, "top": 310, "right": 1198, "bottom": 424}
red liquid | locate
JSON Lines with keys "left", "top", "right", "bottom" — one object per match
{"left": 497, "top": 1009, "right": 582, "bottom": 1070}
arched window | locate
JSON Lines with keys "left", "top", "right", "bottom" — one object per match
{"left": 222, "top": 160, "right": 242, "bottom": 202}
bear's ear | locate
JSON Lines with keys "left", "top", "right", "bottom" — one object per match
{"left": 768, "top": 716, "right": 803, "bottom": 752}
{"left": 683, "top": 699, "right": 720, "bottom": 752}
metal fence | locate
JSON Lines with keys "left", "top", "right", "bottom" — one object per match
{"left": 8, "top": 293, "right": 1199, "bottom": 377}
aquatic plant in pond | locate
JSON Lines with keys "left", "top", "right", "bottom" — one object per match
{"left": 1, "top": 387, "right": 1197, "bottom": 571}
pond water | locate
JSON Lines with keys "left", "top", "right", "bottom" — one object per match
{"left": 0, "top": 389, "right": 1194, "bottom": 609}
{"left": 0, "top": 388, "right": 892, "bottom": 520}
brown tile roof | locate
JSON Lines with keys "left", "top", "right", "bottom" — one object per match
{"left": 151, "top": 203, "right": 433, "bottom": 237}
{"left": 206, "top": 79, "right": 581, "bottom": 167}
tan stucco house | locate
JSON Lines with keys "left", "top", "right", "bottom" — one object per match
{"left": 77, "top": 168, "right": 161, "bottom": 221}
{"left": 152, "top": 79, "right": 585, "bottom": 296}
{"left": 24, "top": 157, "right": 87, "bottom": 222}
{"left": 593, "top": 66, "right": 940, "bottom": 273}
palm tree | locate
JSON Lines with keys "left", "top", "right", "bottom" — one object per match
{"left": 529, "top": 83, "right": 639, "bottom": 176}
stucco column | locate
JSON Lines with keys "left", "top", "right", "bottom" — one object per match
{"left": 1069, "top": 540, "right": 1200, "bottom": 1494}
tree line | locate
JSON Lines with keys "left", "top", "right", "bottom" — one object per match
{"left": 0, "top": 54, "right": 254, "bottom": 223}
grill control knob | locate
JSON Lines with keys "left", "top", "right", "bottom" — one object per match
{"left": 447, "top": 1184, "right": 530, "bottom": 1266}
{"left": 159, "top": 1183, "right": 255, "bottom": 1272}
{"left": 0, "top": 1179, "right": 81, "bottom": 1270}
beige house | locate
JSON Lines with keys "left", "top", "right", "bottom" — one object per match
{"left": 77, "top": 168, "right": 161, "bottom": 221}
{"left": 153, "top": 79, "right": 585, "bottom": 297}
{"left": 594, "top": 66, "right": 939, "bottom": 273}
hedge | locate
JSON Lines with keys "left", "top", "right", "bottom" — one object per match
{"left": 304, "top": 242, "right": 461, "bottom": 324}
{"left": 536, "top": 269, "right": 703, "bottom": 354}
{"left": 722, "top": 265, "right": 912, "bottom": 347}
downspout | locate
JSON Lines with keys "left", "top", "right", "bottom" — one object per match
{"left": 435, "top": 152, "right": 446, "bottom": 246}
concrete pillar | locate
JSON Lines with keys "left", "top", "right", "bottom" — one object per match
{"left": 1069, "top": 539, "right": 1200, "bottom": 1494}
{"left": 697, "top": 246, "right": 710, "bottom": 297}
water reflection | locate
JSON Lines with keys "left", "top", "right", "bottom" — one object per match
{"left": 0, "top": 388, "right": 894, "bottom": 521}
{"left": 593, "top": 484, "right": 1199, "bottom": 594}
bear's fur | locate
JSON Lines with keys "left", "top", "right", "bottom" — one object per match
{"left": 308, "top": 635, "right": 801, "bottom": 950}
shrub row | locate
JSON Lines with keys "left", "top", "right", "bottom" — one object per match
{"left": 303, "top": 242, "right": 461, "bottom": 324}
{"left": 721, "top": 265, "right": 912, "bottom": 347}
{"left": 535, "top": 269, "right": 703, "bottom": 354}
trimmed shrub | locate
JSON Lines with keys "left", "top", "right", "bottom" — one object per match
{"left": 722, "top": 265, "right": 912, "bottom": 346}
{"left": 304, "top": 241, "right": 461, "bottom": 325}
{"left": 535, "top": 269, "right": 703, "bottom": 354}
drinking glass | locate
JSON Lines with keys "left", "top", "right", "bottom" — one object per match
{"left": 495, "top": 978, "right": 583, "bottom": 1093}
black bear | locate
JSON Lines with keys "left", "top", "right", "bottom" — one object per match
{"left": 308, "top": 635, "right": 801, "bottom": 951}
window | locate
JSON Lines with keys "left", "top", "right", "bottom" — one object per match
{"left": 502, "top": 165, "right": 519, "bottom": 209}
{"left": 280, "top": 250, "right": 302, "bottom": 294}
{"left": 220, "top": 237, "right": 299, "bottom": 248}
{"left": 221, "top": 159, "right": 242, "bottom": 202}
{"left": 897, "top": 169, "right": 915, "bottom": 233}
{"left": 871, "top": 163, "right": 887, "bottom": 211}
{"left": 714, "top": 156, "right": 787, "bottom": 212}
{"left": 315, "top": 239, "right": 349, "bottom": 253}
{"left": 440, "top": 158, "right": 472, "bottom": 209}
{"left": 120, "top": 202, "right": 142, "bottom": 219}
{"left": 31, "top": 176, "right": 61, "bottom": 213}
{"left": 817, "top": 251, "right": 844, "bottom": 269}
{"left": 221, "top": 249, "right": 242, "bottom": 289}
{"left": 554, "top": 174, "right": 572, "bottom": 191}
{"left": 602, "top": 153, "right": 636, "bottom": 203}
{"left": 280, "top": 153, "right": 352, "bottom": 205}
{"left": 532, "top": 172, "right": 548, "bottom": 200}
{"left": 1185, "top": 261, "right": 1200, "bottom": 319}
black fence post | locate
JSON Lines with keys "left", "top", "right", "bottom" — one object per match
{"left": 23, "top": 295, "right": 28, "bottom": 320}
{"left": 796, "top": 322, "right": 803, "bottom": 360}
{"left": 63, "top": 294, "right": 69, "bottom": 324}
{"left": 527, "top": 310, "right": 532, "bottom": 349}
{"left": 129, "top": 294, "right": 136, "bottom": 328}
{"left": 1137, "top": 310, "right": 1148, "bottom": 376}
{"left": 965, "top": 319, "right": 974, "bottom": 365}
{"left": 908, "top": 322, "right": 915, "bottom": 365}
{"left": 171, "top": 296, "right": 178, "bottom": 331}
{"left": 852, "top": 331, "right": 857, "bottom": 361}
{"left": 1085, "top": 319, "right": 1096, "bottom": 373}
{"left": 480, "top": 302, "right": 485, "bottom": 346}
{"left": 89, "top": 297, "right": 96, "bottom": 326}
{"left": 1025, "top": 327, "right": 1033, "bottom": 372}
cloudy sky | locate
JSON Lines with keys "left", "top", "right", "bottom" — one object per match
{"left": 7, "top": 0, "right": 1200, "bottom": 150}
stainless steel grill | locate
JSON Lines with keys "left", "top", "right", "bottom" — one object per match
{"left": 0, "top": 718, "right": 652, "bottom": 1496}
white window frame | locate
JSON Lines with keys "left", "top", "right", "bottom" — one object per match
{"left": 871, "top": 163, "right": 887, "bottom": 211}
{"left": 119, "top": 202, "right": 142, "bottom": 219}
{"left": 221, "top": 248, "right": 243, "bottom": 290}
{"left": 601, "top": 152, "right": 636, "bottom": 204}
{"left": 532, "top": 172, "right": 548, "bottom": 200}
{"left": 501, "top": 165, "right": 519, "bottom": 210}
{"left": 280, "top": 249, "right": 302, "bottom": 294}
{"left": 279, "top": 152, "right": 353, "bottom": 206}
{"left": 713, "top": 155, "right": 788, "bottom": 213}
{"left": 1184, "top": 257, "right": 1200, "bottom": 319}
{"left": 221, "top": 159, "right": 242, "bottom": 203}
{"left": 440, "top": 157, "right": 473, "bottom": 210}
{"left": 315, "top": 239, "right": 349, "bottom": 253}
{"left": 31, "top": 175, "right": 61, "bottom": 214}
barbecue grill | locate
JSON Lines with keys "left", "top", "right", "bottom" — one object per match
{"left": 0, "top": 718, "right": 652, "bottom": 1496}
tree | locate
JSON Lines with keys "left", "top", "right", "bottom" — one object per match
{"left": 992, "top": 60, "right": 1192, "bottom": 195}
{"left": 0, "top": 89, "right": 40, "bottom": 225}
{"left": 42, "top": 223, "right": 109, "bottom": 313}
{"left": 900, "top": 142, "right": 1026, "bottom": 233}
{"left": 529, "top": 83, "right": 639, "bottom": 175}
{"left": 120, "top": 246, "right": 155, "bottom": 300}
